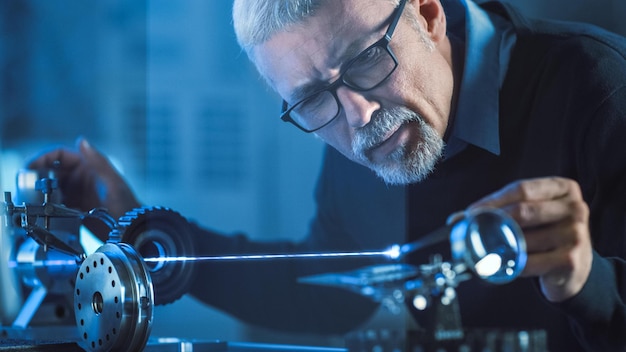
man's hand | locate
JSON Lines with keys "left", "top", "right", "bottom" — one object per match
{"left": 468, "top": 177, "right": 593, "bottom": 302}
{"left": 27, "top": 137, "right": 141, "bottom": 220}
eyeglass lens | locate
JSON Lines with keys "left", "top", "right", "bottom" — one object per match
{"left": 290, "top": 45, "right": 396, "bottom": 131}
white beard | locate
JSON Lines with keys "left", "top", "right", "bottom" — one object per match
{"left": 352, "top": 106, "right": 444, "bottom": 185}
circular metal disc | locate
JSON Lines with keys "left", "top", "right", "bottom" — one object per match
{"left": 74, "top": 243, "right": 153, "bottom": 351}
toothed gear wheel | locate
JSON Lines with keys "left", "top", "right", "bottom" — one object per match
{"left": 111, "top": 206, "right": 196, "bottom": 305}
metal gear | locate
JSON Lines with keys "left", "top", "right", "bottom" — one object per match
{"left": 110, "top": 207, "right": 196, "bottom": 305}
{"left": 74, "top": 243, "right": 153, "bottom": 352}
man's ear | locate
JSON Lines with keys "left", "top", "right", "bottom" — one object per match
{"left": 409, "top": 0, "right": 447, "bottom": 44}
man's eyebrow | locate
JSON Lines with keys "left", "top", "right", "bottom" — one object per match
{"left": 289, "top": 80, "right": 326, "bottom": 103}
{"left": 287, "top": 35, "right": 375, "bottom": 104}
{"left": 336, "top": 37, "right": 370, "bottom": 69}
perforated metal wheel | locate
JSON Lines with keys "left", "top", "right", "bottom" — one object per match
{"left": 74, "top": 243, "right": 153, "bottom": 352}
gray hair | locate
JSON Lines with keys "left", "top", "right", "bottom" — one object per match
{"left": 232, "top": 0, "right": 401, "bottom": 60}
{"left": 232, "top": 0, "right": 326, "bottom": 59}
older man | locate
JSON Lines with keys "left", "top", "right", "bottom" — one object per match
{"left": 29, "top": 0, "right": 626, "bottom": 350}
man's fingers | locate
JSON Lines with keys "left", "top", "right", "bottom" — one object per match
{"left": 521, "top": 229, "right": 588, "bottom": 279}
{"left": 521, "top": 248, "right": 573, "bottom": 279}
{"left": 496, "top": 197, "right": 589, "bottom": 228}
{"left": 26, "top": 147, "right": 82, "bottom": 171}
{"left": 469, "top": 177, "right": 581, "bottom": 209}
{"left": 78, "top": 138, "right": 125, "bottom": 183}
{"left": 78, "top": 138, "right": 110, "bottom": 172}
{"left": 522, "top": 219, "right": 587, "bottom": 253}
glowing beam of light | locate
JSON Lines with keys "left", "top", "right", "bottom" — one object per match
{"left": 6, "top": 246, "right": 402, "bottom": 269}
{"left": 8, "top": 259, "right": 79, "bottom": 268}
{"left": 143, "top": 245, "right": 402, "bottom": 263}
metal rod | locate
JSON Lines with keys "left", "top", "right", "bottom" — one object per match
{"left": 398, "top": 224, "right": 453, "bottom": 258}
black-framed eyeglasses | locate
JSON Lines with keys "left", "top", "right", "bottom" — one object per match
{"left": 280, "top": 0, "right": 408, "bottom": 133}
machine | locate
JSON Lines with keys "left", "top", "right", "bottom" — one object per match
{"left": 1, "top": 169, "right": 546, "bottom": 351}
{"left": 0, "top": 169, "right": 196, "bottom": 351}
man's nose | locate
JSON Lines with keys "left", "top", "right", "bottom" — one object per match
{"left": 336, "top": 86, "right": 380, "bottom": 128}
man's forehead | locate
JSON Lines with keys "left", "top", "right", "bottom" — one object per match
{"left": 252, "top": 0, "right": 388, "bottom": 101}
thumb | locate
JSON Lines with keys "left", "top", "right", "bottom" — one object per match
{"left": 76, "top": 137, "right": 141, "bottom": 218}
{"left": 77, "top": 137, "right": 130, "bottom": 194}
{"left": 77, "top": 138, "right": 118, "bottom": 177}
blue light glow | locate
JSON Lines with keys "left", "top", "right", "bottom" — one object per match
{"left": 143, "top": 247, "right": 401, "bottom": 263}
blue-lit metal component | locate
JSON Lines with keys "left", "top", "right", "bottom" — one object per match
{"left": 1, "top": 169, "right": 117, "bottom": 332}
{"left": 449, "top": 208, "right": 526, "bottom": 284}
{"left": 1, "top": 170, "right": 85, "bottom": 329}
{"left": 113, "top": 207, "right": 197, "bottom": 306}
{"left": 10, "top": 240, "right": 81, "bottom": 329}
{"left": 398, "top": 225, "right": 452, "bottom": 258}
{"left": 297, "top": 208, "right": 526, "bottom": 321}
{"left": 75, "top": 242, "right": 153, "bottom": 352}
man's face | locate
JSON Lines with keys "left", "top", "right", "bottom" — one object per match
{"left": 253, "top": 0, "right": 454, "bottom": 184}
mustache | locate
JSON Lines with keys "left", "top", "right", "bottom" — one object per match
{"left": 352, "top": 107, "right": 422, "bottom": 155}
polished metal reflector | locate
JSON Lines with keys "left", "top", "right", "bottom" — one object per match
{"left": 74, "top": 243, "right": 154, "bottom": 352}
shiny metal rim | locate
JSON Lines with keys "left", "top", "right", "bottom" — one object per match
{"left": 74, "top": 243, "right": 153, "bottom": 351}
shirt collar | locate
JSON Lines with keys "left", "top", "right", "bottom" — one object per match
{"left": 441, "top": 0, "right": 516, "bottom": 158}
